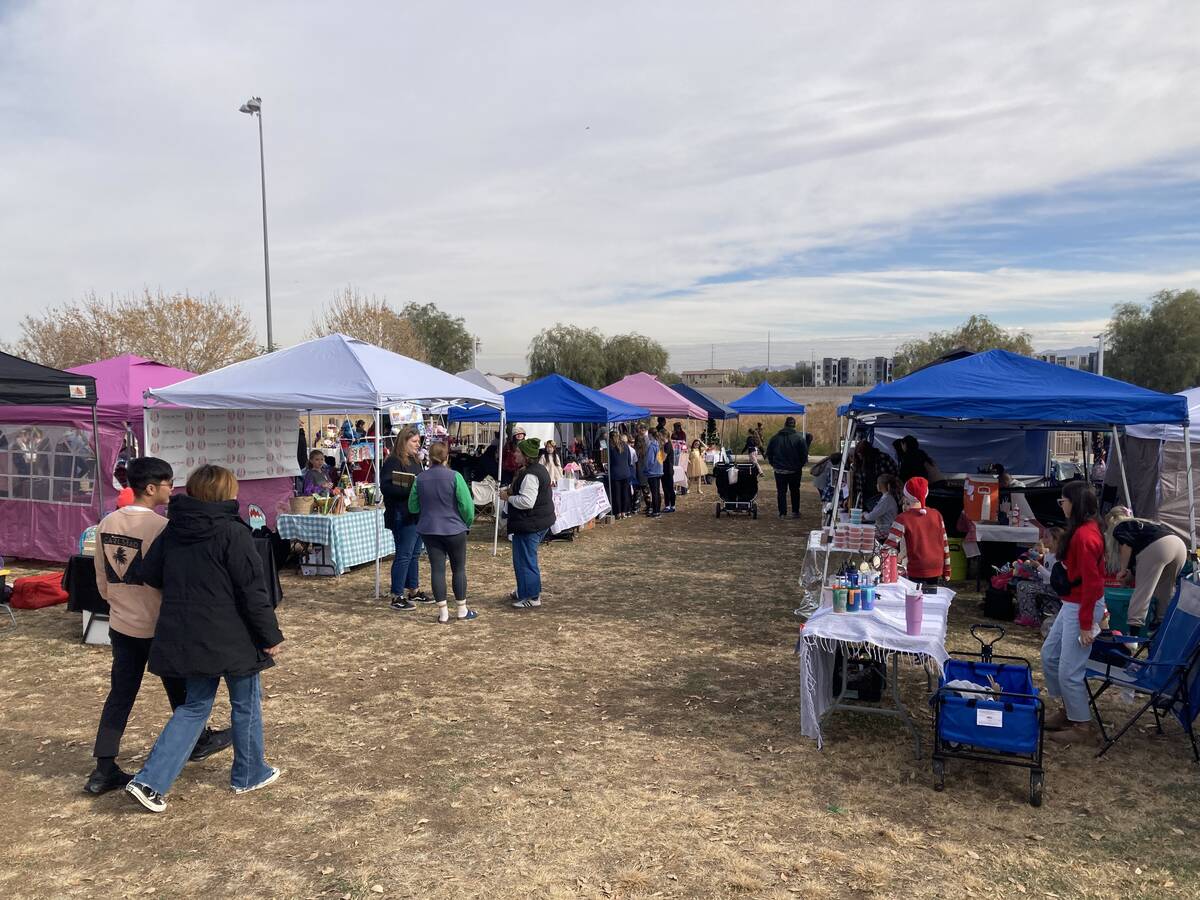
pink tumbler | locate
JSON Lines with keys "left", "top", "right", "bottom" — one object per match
{"left": 905, "top": 591, "right": 923, "bottom": 636}
{"left": 882, "top": 551, "right": 898, "bottom": 584}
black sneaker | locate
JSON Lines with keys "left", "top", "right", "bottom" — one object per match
{"left": 390, "top": 596, "right": 416, "bottom": 611}
{"left": 411, "top": 591, "right": 434, "bottom": 604}
{"left": 189, "top": 727, "right": 232, "bottom": 762}
{"left": 126, "top": 781, "right": 167, "bottom": 813}
{"left": 84, "top": 766, "right": 133, "bottom": 795}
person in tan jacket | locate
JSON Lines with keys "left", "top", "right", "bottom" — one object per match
{"left": 84, "top": 457, "right": 231, "bottom": 796}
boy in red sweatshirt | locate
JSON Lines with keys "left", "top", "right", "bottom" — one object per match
{"left": 884, "top": 477, "right": 950, "bottom": 586}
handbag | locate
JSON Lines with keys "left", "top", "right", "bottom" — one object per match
{"left": 1049, "top": 561, "right": 1079, "bottom": 597}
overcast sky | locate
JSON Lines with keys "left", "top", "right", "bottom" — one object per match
{"left": 2, "top": 2, "right": 1197, "bottom": 373}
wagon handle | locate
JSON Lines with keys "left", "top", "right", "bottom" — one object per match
{"left": 970, "top": 623, "right": 1006, "bottom": 662}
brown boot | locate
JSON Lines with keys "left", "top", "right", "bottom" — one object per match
{"left": 1046, "top": 720, "right": 1095, "bottom": 744}
{"left": 1043, "top": 708, "right": 1072, "bottom": 731}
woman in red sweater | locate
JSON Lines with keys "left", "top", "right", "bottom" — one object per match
{"left": 1040, "top": 480, "right": 1106, "bottom": 742}
{"left": 884, "top": 477, "right": 950, "bottom": 586}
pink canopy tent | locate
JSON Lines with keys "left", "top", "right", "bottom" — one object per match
{"left": 0, "top": 355, "right": 292, "bottom": 562}
{"left": 601, "top": 372, "right": 707, "bottom": 419}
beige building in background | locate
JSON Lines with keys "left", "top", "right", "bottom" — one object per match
{"left": 681, "top": 368, "right": 739, "bottom": 387}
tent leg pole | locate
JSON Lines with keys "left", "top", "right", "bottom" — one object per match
{"left": 92, "top": 405, "right": 104, "bottom": 517}
{"left": 821, "top": 419, "right": 855, "bottom": 587}
{"left": 1185, "top": 427, "right": 1197, "bottom": 554}
{"left": 374, "top": 410, "right": 382, "bottom": 600}
{"left": 494, "top": 410, "right": 505, "bottom": 557}
{"left": 1112, "top": 426, "right": 1133, "bottom": 514}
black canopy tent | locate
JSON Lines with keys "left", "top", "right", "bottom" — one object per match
{"left": 0, "top": 351, "right": 103, "bottom": 517}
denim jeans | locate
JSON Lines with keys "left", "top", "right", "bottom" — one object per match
{"left": 1041, "top": 600, "right": 1106, "bottom": 722}
{"left": 511, "top": 529, "right": 548, "bottom": 599}
{"left": 389, "top": 519, "right": 424, "bottom": 594}
{"left": 132, "top": 672, "right": 274, "bottom": 795}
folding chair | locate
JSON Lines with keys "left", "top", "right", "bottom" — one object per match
{"left": 1085, "top": 576, "right": 1200, "bottom": 762}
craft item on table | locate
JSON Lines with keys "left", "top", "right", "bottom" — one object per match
{"left": 882, "top": 550, "right": 899, "bottom": 583}
{"left": 905, "top": 590, "right": 924, "bottom": 635}
{"left": 831, "top": 522, "right": 875, "bottom": 552}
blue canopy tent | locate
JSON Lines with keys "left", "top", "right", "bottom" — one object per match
{"left": 669, "top": 383, "right": 738, "bottom": 420}
{"left": 448, "top": 373, "right": 648, "bottom": 424}
{"left": 832, "top": 349, "right": 1195, "bottom": 547}
{"left": 730, "top": 382, "right": 806, "bottom": 416}
{"left": 450, "top": 374, "right": 649, "bottom": 520}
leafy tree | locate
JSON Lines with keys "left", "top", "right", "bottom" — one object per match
{"left": 601, "top": 333, "right": 669, "bottom": 385}
{"left": 12, "top": 289, "right": 259, "bottom": 373}
{"left": 527, "top": 325, "right": 607, "bottom": 386}
{"left": 308, "top": 286, "right": 427, "bottom": 361}
{"left": 1107, "top": 289, "right": 1200, "bottom": 393}
{"left": 401, "top": 301, "right": 473, "bottom": 372}
{"left": 893, "top": 314, "right": 1033, "bottom": 376}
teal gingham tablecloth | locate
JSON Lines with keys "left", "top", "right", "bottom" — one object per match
{"left": 277, "top": 508, "right": 395, "bottom": 575}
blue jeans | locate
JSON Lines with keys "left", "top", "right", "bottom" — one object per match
{"left": 1041, "top": 600, "right": 1106, "bottom": 722}
{"left": 132, "top": 673, "right": 274, "bottom": 795}
{"left": 511, "top": 529, "right": 548, "bottom": 599}
{"left": 389, "top": 519, "right": 423, "bottom": 594}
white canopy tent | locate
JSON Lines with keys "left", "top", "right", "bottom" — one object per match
{"left": 1113, "top": 387, "right": 1200, "bottom": 541}
{"left": 146, "top": 334, "right": 507, "bottom": 595}
{"left": 455, "top": 368, "right": 520, "bottom": 394}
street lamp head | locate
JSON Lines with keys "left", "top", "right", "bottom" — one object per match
{"left": 239, "top": 96, "right": 262, "bottom": 115}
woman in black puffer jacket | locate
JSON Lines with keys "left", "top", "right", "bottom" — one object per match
{"left": 125, "top": 465, "right": 284, "bottom": 814}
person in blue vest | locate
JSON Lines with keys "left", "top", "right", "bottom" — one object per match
{"left": 502, "top": 438, "right": 556, "bottom": 609}
{"left": 407, "top": 441, "right": 477, "bottom": 624}
{"left": 644, "top": 427, "right": 664, "bottom": 518}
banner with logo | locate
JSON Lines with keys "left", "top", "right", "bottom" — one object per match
{"left": 146, "top": 409, "right": 300, "bottom": 485}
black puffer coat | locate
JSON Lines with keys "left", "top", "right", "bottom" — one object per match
{"left": 144, "top": 495, "right": 284, "bottom": 679}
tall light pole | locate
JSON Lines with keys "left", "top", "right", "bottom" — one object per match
{"left": 239, "top": 96, "right": 274, "bottom": 352}
{"left": 1094, "top": 331, "right": 1107, "bottom": 376}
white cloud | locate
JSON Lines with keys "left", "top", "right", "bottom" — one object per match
{"left": 0, "top": 1, "right": 1197, "bottom": 372}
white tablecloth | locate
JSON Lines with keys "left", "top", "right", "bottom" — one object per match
{"left": 550, "top": 482, "right": 612, "bottom": 534}
{"left": 798, "top": 579, "right": 955, "bottom": 747}
{"left": 972, "top": 523, "right": 1040, "bottom": 543}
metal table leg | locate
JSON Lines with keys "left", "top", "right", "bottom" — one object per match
{"left": 819, "top": 649, "right": 923, "bottom": 760}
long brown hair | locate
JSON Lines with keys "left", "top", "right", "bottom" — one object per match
{"left": 1059, "top": 480, "right": 1101, "bottom": 557}
{"left": 391, "top": 426, "right": 420, "bottom": 467}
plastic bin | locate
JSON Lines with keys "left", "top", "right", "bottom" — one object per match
{"left": 948, "top": 538, "right": 968, "bottom": 581}
{"left": 1104, "top": 586, "right": 1135, "bottom": 633}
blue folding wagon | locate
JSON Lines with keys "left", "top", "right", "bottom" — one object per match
{"left": 932, "top": 625, "right": 1046, "bottom": 806}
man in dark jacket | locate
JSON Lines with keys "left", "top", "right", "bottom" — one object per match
{"left": 502, "top": 438, "right": 555, "bottom": 609}
{"left": 766, "top": 416, "right": 809, "bottom": 518}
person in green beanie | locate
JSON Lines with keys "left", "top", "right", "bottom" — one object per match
{"left": 501, "top": 437, "right": 555, "bottom": 609}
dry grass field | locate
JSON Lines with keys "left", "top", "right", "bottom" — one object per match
{"left": 1, "top": 478, "right": 1198, "bottom": 899}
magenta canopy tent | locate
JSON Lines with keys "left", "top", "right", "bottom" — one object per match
{"left": 0, "top": 355, "right": 293, "bottom": 561}
{"left": 600, "top": 372, "right": 707, "bottom": 419}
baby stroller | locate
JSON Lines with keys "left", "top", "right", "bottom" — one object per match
{"left": 713, "top": 463, "right": 758, "bottom": 519}
{"left": 931, "top": 625, "right": 1046, "bottom": 806}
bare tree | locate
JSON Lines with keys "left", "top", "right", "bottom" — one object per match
{"left": 13, "top": 289, "right": 260, "bottom": 373}
{"left": 308, "top": 286, "right": 428, "bottom": 361}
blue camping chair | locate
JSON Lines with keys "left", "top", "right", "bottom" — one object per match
{"left": 1085, "top": 576, "right": 1200, "bottom": 762}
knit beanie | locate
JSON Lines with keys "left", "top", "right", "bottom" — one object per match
{"left": 903, "top": 476, "right": 929, "bottom": 514}
{"left": 518, "top": 437, "right": 542, "bottom": 460}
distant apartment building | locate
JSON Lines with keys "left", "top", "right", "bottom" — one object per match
{"left": 816, "top": 356, "right": 892, "bottom": 387}
{"left": 681, "top": 368, "right": 740, "bottom": 387}
{"left": 1034, "top": 347, "right": 1098, "bottom": 374}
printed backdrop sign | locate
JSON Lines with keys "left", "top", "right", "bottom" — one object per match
{"left": 146, "top": 409, "right": 300, "bottom": 485}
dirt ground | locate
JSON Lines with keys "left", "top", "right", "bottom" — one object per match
{"left": 1, "top": 478, "right": 1197, "bottom": 900}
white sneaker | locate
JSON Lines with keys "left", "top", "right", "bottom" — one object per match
{"left": 512, "top": 597, "right": 541, "bottom": 609}
{"left": 233, "top": 766, "right": 281, "bottom": 794}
